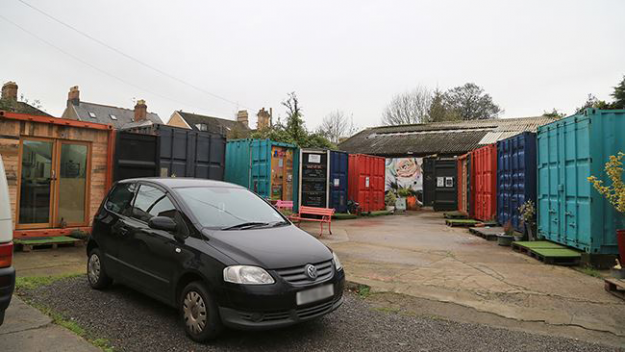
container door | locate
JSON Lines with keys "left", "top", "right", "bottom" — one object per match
{"left": 270, "top": 146, "right": 288, "bottom": 200}
{"left": 300, "top": 151, "right": 328, "bottom": 208}
{"left": 17, "top": 139, "right": 54, "bottom": 228}
{"left": 329, "top": 152, "right": 348, "bottom": 213}
{"left": 538, "top": 123, "right": 562, "bottom": 242}
{"left": 55, "top": 142, "right": 89, "bottom": 227}
{"left": 422, "top": 158, "right": 435, "bottom": 206}
{"left": 432, "top": 159, "right": 457, "bottom": 211}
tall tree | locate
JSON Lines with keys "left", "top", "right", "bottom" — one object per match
{"left": 318, "top": 110, "right": 358, "bottom": 144}
{"left": 576, "top": 94, "right": 610, "bottom": 112}
{"left": 428, "top": 89, "right": 461, "bottom": 122}
{"left": 443, "top": 83, "right": 501, "bottom": 120}
{"left": 611, "top": 75, "right": 625, "bottom": 109}
{"left": 381, "top": 86, "right": 432, "bottom": 125}
{"left": 282, "top": 92, "right": 307, "bottom": 146}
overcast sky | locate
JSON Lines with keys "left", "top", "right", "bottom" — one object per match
{"left": 1, "top": 0, "right": 623, "bottom": 129}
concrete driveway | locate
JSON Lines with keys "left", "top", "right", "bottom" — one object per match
{"left": 307, "top": 210, "right": 625, "bottom": 344}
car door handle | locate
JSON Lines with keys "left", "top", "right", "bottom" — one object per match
{"left": 119, "top": 226, "right": 129, "bottom": 236}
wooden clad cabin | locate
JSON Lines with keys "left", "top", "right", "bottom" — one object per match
{"left": 0, "top": 111, "right": 115, "bottom": 238}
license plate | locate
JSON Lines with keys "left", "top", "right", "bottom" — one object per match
{"left": 296, "top": 284, "right": 334, "bottom": 306}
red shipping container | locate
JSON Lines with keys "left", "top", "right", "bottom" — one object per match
{"left": 473, "top": 144, "right": 497, "bottom": 221}
{"left": 348, "top": 154, "right": 385, "bottom": 213}
{"left": 457, "top": 152, "right": 474, "bottom": 218}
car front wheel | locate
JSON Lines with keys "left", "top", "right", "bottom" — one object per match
{"left": 87, "top": 248, "right": 112, "bottom": 289}
{"left": 180, "top": 281, "right": 223, "bottom": 342}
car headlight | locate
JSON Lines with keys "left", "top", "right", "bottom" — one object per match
{"left": 223, "top": 265, "right": 275, "bottom": 285}
{"left": 333, "top": 252, "right": 343, "bottom": 271}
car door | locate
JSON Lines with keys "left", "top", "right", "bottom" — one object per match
{"left": 93, "top": 182, "right": 138, "bottom": 274}
{"left": 117, "top": 183, "right": 183, "bottom": 301}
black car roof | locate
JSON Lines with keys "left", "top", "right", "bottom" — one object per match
{"left": 117, "top": 177, "right": 244, "bottom": 190}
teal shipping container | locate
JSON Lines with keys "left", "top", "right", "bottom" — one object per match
{"left": 225, "top": 139, "right": 299, "bottom": 204}
{"left": 537, "top": 109, "right": 625, "bottom": 254}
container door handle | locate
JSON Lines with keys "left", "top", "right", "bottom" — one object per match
{"left": 568, "top": 222, "right": 576, "bottom": 228}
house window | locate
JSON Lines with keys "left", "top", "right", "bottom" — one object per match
{"left": 109, "top": 114, "right": 117, "bottom": 120}
{"left": 88, "top": 112, "right": 96, "bottom": 118}
{"left": 195, "top": 123, "right": 208, "bottom": 131}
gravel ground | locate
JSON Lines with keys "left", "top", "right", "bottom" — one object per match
{"left": 22, "top": 276, "right": 620, "bottom": 352}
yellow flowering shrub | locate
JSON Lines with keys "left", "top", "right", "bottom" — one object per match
{"left": 588, "top": 151, "right": 625, "bottom": 214}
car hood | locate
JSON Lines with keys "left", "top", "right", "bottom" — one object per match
{"left": 203, "top": 224, "right": 332, "bottom": 269}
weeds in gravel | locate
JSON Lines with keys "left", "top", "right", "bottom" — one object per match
{"left": 576, "top": 267, "right": 603, "bottom": 279}
{"left": 357, "top": 284, "right": 371, "bottom": 298}
{"left": 373, "top": 306, "right": 400, "bottom": 314}
{"left": 15, "top": 273, "right": 83, "bottom": 291}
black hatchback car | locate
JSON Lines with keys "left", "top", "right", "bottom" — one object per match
{"left": 88, "top": 178, "right": 344, "bottom": 341}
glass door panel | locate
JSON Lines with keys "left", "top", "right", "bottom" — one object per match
{"left": 57, "top": 143, "right": 88, "bottom": 225}
{"left": 19, "top": 140, "right": 54, "bottom": 225}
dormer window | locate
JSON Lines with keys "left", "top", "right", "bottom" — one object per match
{"left": 109, "top": 114, "right": 117, "bottom": 120}
{"left": 88, "top": 112, "right": 96, "bottom": 118}
{"left": 195, "top": 123, "right": 208, "bottom": 131}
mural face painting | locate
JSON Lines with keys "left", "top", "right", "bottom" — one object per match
{"left": 385, "top": 157, "right": 423, "bottom": 192}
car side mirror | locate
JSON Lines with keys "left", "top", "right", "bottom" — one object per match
{"left": 148, "top": 216, "right": 177, "bottom": 232}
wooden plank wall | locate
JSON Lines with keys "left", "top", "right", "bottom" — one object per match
{"left": 0, "top": 118, "right": 110, "bottom": 229}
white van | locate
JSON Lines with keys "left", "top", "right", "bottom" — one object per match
{"left": 0, "top": 155, "right": 15, "bottom": 325}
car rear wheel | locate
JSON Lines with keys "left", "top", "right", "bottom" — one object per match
{"left": 87, "top": 248, "right": 112, "bottom": 289}
{"left": 180, "top": 281, "right": 222, "bottom": 342}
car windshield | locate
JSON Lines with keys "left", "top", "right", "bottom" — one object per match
{"left": 175, "top": 186, "right": 287, "bottom": 230}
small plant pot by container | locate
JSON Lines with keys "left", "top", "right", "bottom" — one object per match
{"left": 497, "top": 234, "right": 514, "bottom": 246}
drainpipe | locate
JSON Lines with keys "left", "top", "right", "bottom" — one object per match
{"left": 105, "top": 126, "right": 116, "bottom": 191}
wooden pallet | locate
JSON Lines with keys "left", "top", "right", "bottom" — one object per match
{"left": 444, "top": 211, "right": 468, "bottom": 219}
{"left": 511, "top": 241, "right": 565, "bottom": 254}
{"left": 445, "top": 219, "right": 480, "bottom": 227}
{"left": 605, "top": 278, "right": 625, "bottom": 300}
{"left": 527, "top": 248, "right": 581, "bottom": 266}
{"left": 468, "top": 227, "right": 502, "bottom": 241}
{"left": 14, "top": 236, "right": 83, "bottom": 252}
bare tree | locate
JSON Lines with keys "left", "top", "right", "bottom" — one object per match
{"left": 381, "top": 86, "right": 432, "bottom": 125}
{"left": 318, "top": 110, "right": 358, "bottom": 144}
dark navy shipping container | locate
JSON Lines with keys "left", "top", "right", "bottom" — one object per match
{"left": 497, "top": 132, "right": 537, "bottom": 232}
{"left": 329, "top": 151, "right": 349, "bottom": 213}
{"left": 121, "top": 124, "right": 226, "bottom": 180}
{"left": 114, "top": 131, "right": 159, "bottom": 181}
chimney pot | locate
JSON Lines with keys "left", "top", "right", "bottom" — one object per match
{"left": 68, "top": 86, "right": 80, "bottom": 106}
{"left": 1, "top": 81, "right": 18, "bottom": 101}
{"left": 134, "top": 99, "right": 147, "bottom": 122}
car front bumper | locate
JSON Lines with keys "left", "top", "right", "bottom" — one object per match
{"left": 218, "top": 269, "right": 345, "bottom": 330}
{"left": 0, "top": 266, "right": 15, "bottom": 325}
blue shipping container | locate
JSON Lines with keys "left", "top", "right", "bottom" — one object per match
{"left": 537, "top": 109, "right": 625, "bottom": 254}
{"left": 330, "top": 151, "right": 349, "bottom": 213}
{"left": 225, "top": 139, "right": 299, "bottom": 202}
{"left": 497, "top": 132, "right": 537, "bottom": 232}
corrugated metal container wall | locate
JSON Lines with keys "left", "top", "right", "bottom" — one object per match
{"left": 431, "top": 158, "right": 458, "bottom": 211}
{"left": 473, "top": 144, "right": 497, "bottom": 221}
{"left": 348, "top": 154, "right": 385, "bottom": 212}
{"left": 329, "top": 151, "right": 349, "bottom": 213}
{"left": 537, "top": 109, "right": 625, "bottom": 254}
{"left": 225, "top": 139, "right": 299, "bottom": 202}
{"left": 457, "top": 152, "right": 474, "bottom": 217}
{"left": 114, "top": 131, "right": 159, "bottom": 181}
{"left": 120, "top": 125, "right": 226, "bottom": 180}
{"left": 497, "top": 132, "right": 537, "bottom": 232}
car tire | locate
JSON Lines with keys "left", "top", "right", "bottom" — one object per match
{"left": 180, "top": 281, "right": 223, "bottom": 342}
{"left": 87, "top": 248, "right": 112, "bottom": 289}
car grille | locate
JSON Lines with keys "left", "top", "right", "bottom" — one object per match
{"left": 238, "top": 295, "right": 342, "bottom": 323}
{"left": 274, "top": 260, "right": 334, "bottom": 286}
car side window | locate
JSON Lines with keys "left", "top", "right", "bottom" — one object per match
{"left": 130, "top": 184, "right": 177, "bottom": 223}
{"left": 105, "top": 183, "right": 136, "bottom": 215}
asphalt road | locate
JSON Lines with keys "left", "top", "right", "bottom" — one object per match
{"left": 21, "top": 277, "right": 619, "bottom": 352}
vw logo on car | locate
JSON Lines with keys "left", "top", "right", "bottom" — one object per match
{"left": 305, "top": 264, "right": 318, "bottom": 279}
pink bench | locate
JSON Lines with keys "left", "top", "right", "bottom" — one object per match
{"left": 275, "top": 200, "right": 293, "bottom": 211}
{"left": 290, "top": 206, "right": 335, "bottom": 236}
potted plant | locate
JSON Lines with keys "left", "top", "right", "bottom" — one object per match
{"left": 497, "top": 220, "right": 515, "bottom": 246}
{"left": 396, "top": 187, "right": 410, "bottom": 212}
{"left": 518, "top": 200, "right": 536, "bottom": 241}
{"left": 385, "top": 192, "right": 397, "bottom": 212}
{"left": 588, "top": 151, "right": 625, "bottom": 261}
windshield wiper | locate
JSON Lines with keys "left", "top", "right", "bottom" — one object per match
{"left": 268, "top": 220, "right": 290, "bottom": 228}
{"left": 222, "top": 222, "right": 269, "bottom": 230}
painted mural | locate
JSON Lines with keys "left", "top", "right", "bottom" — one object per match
{"left": 385, "top": 157, "right": 423, "bottom": 192}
